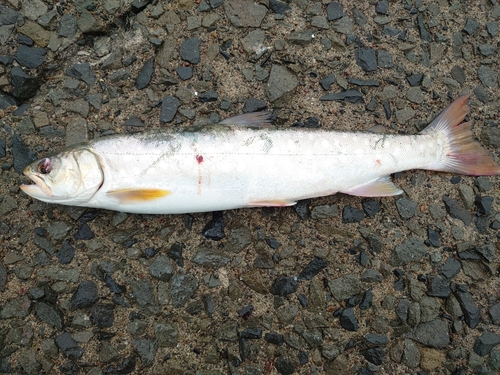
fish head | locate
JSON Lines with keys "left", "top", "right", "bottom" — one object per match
{"left": 20, "top": 148, "right": 103, "bottom": 205}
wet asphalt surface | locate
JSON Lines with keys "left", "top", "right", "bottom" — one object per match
{"left": 0, "top": 0, "right": 500, "bottom": 374}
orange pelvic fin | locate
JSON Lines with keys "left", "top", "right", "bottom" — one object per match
{"left": 107, "top": 188, "right": 171, "bottom": 203}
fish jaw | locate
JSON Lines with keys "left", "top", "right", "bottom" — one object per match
{"left": 21, "top": 168, "right": 54, "bottom": 199}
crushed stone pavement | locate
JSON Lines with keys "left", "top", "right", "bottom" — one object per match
{"left": 0, "top": 1, "right": 500, "bottom": 374}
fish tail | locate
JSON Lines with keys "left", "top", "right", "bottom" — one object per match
{"left": 421, "top": 94, "right": 500, "bottom": 176}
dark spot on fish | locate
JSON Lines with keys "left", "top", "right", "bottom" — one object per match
{"left": 196, "top": 155, "right": 203, "bottom": 164}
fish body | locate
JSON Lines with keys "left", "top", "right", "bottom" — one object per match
{"left": 21, "top": 95, "right": 500, "bottom": 214}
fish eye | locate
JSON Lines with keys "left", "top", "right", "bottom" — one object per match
{"left": 37, "top": 158, "right": 52, "bottom": 174}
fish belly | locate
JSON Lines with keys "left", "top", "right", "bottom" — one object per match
{"left": 88, "top": 129, "right": 440, "bottom": 214}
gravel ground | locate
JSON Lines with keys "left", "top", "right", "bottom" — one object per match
{"left": 1, "top": 0, "right": 500, "bottom": 374}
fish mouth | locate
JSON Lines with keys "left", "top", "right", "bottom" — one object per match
{"left": 20, "top": 171, "right": 53, "bottom": 198}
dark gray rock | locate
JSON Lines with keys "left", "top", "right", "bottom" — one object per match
{"left": 454, "top": 287, "right": 481, "bottom": 328}
{"left": 396, "top": 197, "right": 418, "bottom": 219}
{"left": 359, "top": 290, "right": 373, "bottom": 310}
{"left": 202, "top": 211, "right": 225, "bottom": 240}
{"left": 320, "top": 74, "right": 336, "bottom": 91}
{"left": 104, "top": 273, "right": 126, "bottom": 294}
{"left": 71, "top": 280, "right": 98, "bottom": 309}
{"left": 478, "top": 243, "right": 495, "bottom": 262}
{"left": 66, "top": 62, "right": 96, "bottom": 86}
{"left": 131, "top": 279, "right": 155, "bottom": 307}
{"left": 15, "top": 45, "right": 46, "bottom": 68}
{"left": 478, "top": 65, "right": 497, "bottom": 88}
{"left": 0, "top": 262, "right": 6, "bottom": 287}
{"left": 91, "top": 303, "right": 114, "bottom": 328}
{"left": 426, "top": 276, "right": 450, "bottom": 298}
{"left": 375, "top": 1, "right": 389, "bottom": 14}
{"left": 275, "top": 357, "right": 295, "bottom": 375}
{"left": 192, "top": 247, "right": 231, "bottom": 267}
{"left": 320, "top": 89, "right": 363, "bottom": 103}
{"left": 326, "top": 2, "right": 344, "bottom": 21}
{"left": 438, "top": 257, "right": 461, "bottom": 279}
{"left": 154, "top": 322, "right": 178, "bottom": 347}
{"left": 342, "top": 205, "right": 364, "bottom": 223}
{"left": 243, "top": 97, "right": 267, "bottom": 112}
{"left": 160, "top": 95, "right": 180, "bottom": 123}
{"left": 298, "top": 257, "right": 327, "bottom": 281}
{"left": 59, "top": 14, "right": 78, "bottom": 38}
{"left": 427, "top": 227, "right": 441, "bottom": 247}
{"left": 406, "top": 73, "right": 423, "bottom": 86}
{"left": 135, "top": 57, "right": 154, "bottom": 90}
{"left": 365, "top": 333, "right": 388, "bottom": 346}
{"left": 270, "top": 276, "right": 298, "bottom": 296}
{"left": 11, "top": 133, "right": 37, "bottom": 172}
{"left": 224, "top": 0, "right": 267, "bottom": 27}
{"left": 339, "top": 308, "right": 358, "bottom": 331}
{"left": 240, "top": 327, "right": 263, "bottom": 339}
{"left": 362, "top": 347, "right": 384, "bottom": 365}
{"left": 265, "top": 332, "right": 285, "bottom": 345}
{"left": 474, "top": 332, "right": 500, "bottom": 356}
{"left": 35, "top": 302, "right": 64, "bottom": 329}
{"left": 396, "top": 298, "right": 409, "bottom": 322}
{"left": 55, "top": 332, "right": 84, "bottom": 359}
{"left": 490, "top": 303, "right": 500, "bottom": 324}
{"left": 269, "top": 0, "right": 291, "bottom": 14}
{"left": 124, "top": 116, "right": 145, "bottom": 127}
{"left": 199, "top": 90, "right": 218, "bottom": 103}
{"left": 355, "top": 48, "right": 377, "bottom": 71}
{"left": 176, "top": 66, "right": 193, "bottom": 80}
{"left": 149, "top": 255, "right": 174, "bottom": 281}
{"left": 451, "top": 65, "right": 466, "bottom": 84}
{"left": 169, "top": 274, "right": 199, "bottom": 308}
{"left": 442, "top": 196, "right": 472, "bottom": 225}
{"left": 417, "top": 14, "right": 432, "bottom": 42}
{"left": 475, "top": 196, "right": 494, "bottom": 215}
{"left": 265, "top": 64, "right": 298, "bottom": 106}
{"left": 389, "top": 238, "right": 427, "bottom": 266}
{"left": 410, "top": 319, "right": 449, "bottom": 348}
{"left": 132, "top": 338, "right": 157, "bottom": 367}
{"left": 287, "top": 29, "right": 314, "bottom": 45}
{"left": 0, "top": 4, "right": 20, "bottom": 26}
{"left": 11, "top": 66, "right": 40, "bottom": 100}
{"left": 73, "top": 223, "right": 94, "bottom": 240}
{"left": 362, "top": 199, "right": 381, "bottom": 217}
{"left": 463, "top": 17, "right": 479, "bottom": 35}
{"left": 361, "top": 269, "right": 383, "bottom": 283}
{"left": 329, "top": 274, "right": 361, "bottom": 300}
{"left": 377, "top": 49, "right": 393, "bottom": 68}
{"left": 57, "top": 241, "right": 76, "bottom": 264}
{"left": 0, "top": 90, "right": 17, "bottom": 109}
{"left": 180, "top": 37, "right": 201, "bottom": 64}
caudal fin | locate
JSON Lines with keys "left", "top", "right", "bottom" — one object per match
{"left": 421, "top": 94, "right": 500, "bottom": 176}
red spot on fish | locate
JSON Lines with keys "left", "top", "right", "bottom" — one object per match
{"left": 375, "top": 159, "right": 381, "bottom": 166}
{"left": 196, "top": 155, "right": 203, "bottom": 164}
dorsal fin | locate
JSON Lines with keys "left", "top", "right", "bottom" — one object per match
{"left": 219, "top": 111, "right": 275, "bottom": 128}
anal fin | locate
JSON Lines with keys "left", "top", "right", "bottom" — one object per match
{"left": 344, "top": 176, "right": 403, "bottom": 197}
{"left": 107, "top": 188, "right": 171, "bottom": 203}
{"left": 249, "top": 199, "right": 297, "bottom": 207}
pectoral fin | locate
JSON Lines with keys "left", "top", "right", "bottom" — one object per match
{"left": 107, "top": 188, "right": 171, "bottom": 203}
{"left": 344, "top": 176, "right": 403, "bottom": 197}
{"left": 249, "top": 199, "right": 297, "bottom": 207}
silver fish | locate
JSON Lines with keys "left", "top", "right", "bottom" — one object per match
{"left": 21, "top": 95, "right": 499, "bottom": 214}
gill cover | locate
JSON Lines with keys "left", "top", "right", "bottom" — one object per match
{"left": 21, "top": 148, "right": 103, "bottom": 205}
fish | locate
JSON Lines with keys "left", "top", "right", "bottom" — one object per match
{"left": 20, "top": 95, "right": 499, "bottom": 215}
